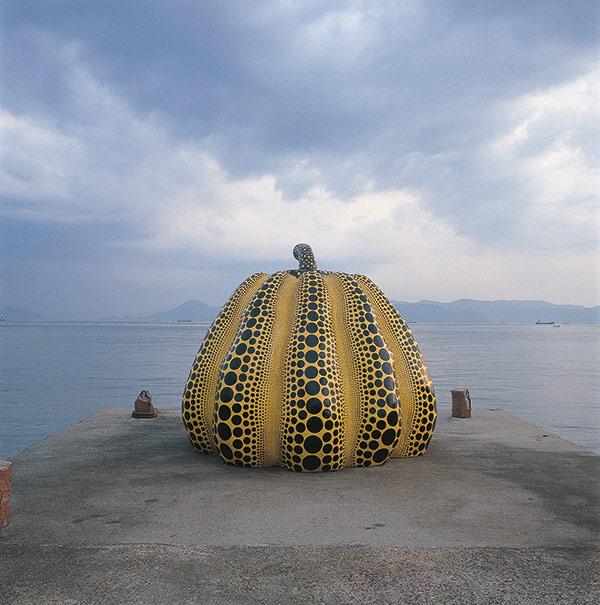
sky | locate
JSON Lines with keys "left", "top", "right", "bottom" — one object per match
{"left": 1, "top": 0, "right": 599, "bottom": 319}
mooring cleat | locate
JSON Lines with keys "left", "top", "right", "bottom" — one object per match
{"left": 132, "top": 390, "right": 158, "bottom": 418}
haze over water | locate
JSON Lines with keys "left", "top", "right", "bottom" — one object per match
{"left": 1, "top": 322, "right": 598, "bottom": 459}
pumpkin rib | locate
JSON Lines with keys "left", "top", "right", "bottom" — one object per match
{"left": 182, "top": 272, "right": 269, "bottom": 454}
{"left": 263, "top": 272, "right": 297, "bottom": 466}
{"left": 212, "top": 272, "right": 288, "bottom": 466}
{"left": 323, "top": 273, "right": 359, "bottom": 467}
{"left": 352, "top": 274, "right": 437, "bottom": 457}
{"left": 332, "top": 273, "right": 402, "bottom": 467}
{"left": 281, "top": 271, "right": 348, "bottom": 472}
{"left": 352, "top": 274, "right": 418, "bottom": 456}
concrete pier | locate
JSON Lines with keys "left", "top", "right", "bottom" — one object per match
{"left": 1, "top": 408, "right": 598, "bottom": 603}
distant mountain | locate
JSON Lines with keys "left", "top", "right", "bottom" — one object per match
{"left": 142, "top": 299, "right": 219, "bottom": 322}
{"left": 137, "top": 297, "right": 599, "bottom": 325}
{"left": 99, "top": 299, "right": 219, "bottom": 322}
{"left": 105, "top": 297, "right": 599, "bottom": 324}
{"left": 5, "top": 298, "right": 599, "bottom": 325}
{"left": 391, "top": 299, "right": 600, "bottom": 324}
{"left": 0, "top": 306, "right": 48, "bottom": 321}
{"left": 391, "top": 301, "right": 485, "bottom": 324}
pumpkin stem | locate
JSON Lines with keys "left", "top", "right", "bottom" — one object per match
{"left": 293, "top": 243, "right": 318, "bottom": 272}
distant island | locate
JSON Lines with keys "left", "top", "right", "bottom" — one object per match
{"left": 390, "top": 299, "right": 600, "bottom": 324}
{"left": 0, "top": 306, "right": 49, "bottom": 321}
{"left": 2, "top": 298, "right": 599, "bottom": 324}
{"left": 108, "top": 300, "right": 219, "bottom": 322}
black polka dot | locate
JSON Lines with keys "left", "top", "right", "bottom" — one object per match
{"left": 218, "top": 423, "right": 231, "bottom": 440}
{"left": 305, "top": 335, "right": 318, "bottom": 347}
{"left": 307, "top": 417, "right": 323, "bottom": 433}
{"left": 305, "top": 350, "right": 318, "bottom": 363}
{"left": 306, "top": 381, "right": 320, "bottom": 395}
{"left": 304, "top": 436, "right": 323, "bottom": 453}
{"left": 219, "top": 444, "right": 233, "bottom": 459}
{"left": 373, "top": 448, "right": 388, "bottom": 463}
{"left": 306, "top": 398, "right": 322, "bottom": 414}
{"left": 382, "top": 428, "right": 396, "bottom": 445}
{"left": 302, "top": 456, "right": 320, "bottom": 470}
{"left": 220, "top": 387, "right": 234, "bottom": 403}
{"left": 305, "top": 366, "right": 318, "bottom": 379}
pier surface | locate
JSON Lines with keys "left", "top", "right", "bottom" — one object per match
{"left": 1, "top": 408, "right": 598, "bottom": 603}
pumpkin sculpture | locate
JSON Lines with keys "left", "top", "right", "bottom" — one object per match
{"left": 182, "top": 244, "right": 436, "bottom": 471}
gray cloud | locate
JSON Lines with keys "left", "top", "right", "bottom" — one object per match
{"left": 1, "top": 0, "right": 599, "bottom": 316}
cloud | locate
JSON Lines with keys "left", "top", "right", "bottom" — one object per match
{"left": 1, "top": 57, "right": 453, "bottom": 268}
{"left": 1, "top": 1, "right": 599, "bottom": 316}
{"left": 487, "top": 68, "right": 600, "bottom": 251}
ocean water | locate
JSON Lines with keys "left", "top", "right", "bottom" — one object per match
{"left": 0, "top": 322, "right": 598, "bottom": 458}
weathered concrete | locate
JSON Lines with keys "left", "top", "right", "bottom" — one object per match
{"left": 1, "top": 408, "right": 598, "bottom": 603}
{"left": 2, "top": 544, "right": 598, "bottom": 604}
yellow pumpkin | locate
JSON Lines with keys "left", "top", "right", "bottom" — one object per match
{"left": 182, "top": 244, "right": 436, "bottom": 471}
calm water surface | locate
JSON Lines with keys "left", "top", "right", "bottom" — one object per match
{"left": 1, "top": 322, "right": 598, "bottom": 458}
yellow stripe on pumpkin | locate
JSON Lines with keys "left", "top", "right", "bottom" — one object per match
{"left": 323, "top": 273, "right": 357, "bottom": 467}
{"left": 263, "top": 272, "right": 297, "bottom": 466}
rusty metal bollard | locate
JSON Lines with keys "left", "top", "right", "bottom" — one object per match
{"left": 132, "top": 390, "right": 158, "bottom": 418}
{"left": 0, "top": 460, "right": 12, "bottom": 528}
{"left": 451, "top": 388, "right": 472, "bottom": 418}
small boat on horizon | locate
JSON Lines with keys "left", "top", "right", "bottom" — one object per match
{"left": 177, "top": 319, "right": 193, "bottom": 323}
{"left": 535, "top": 320, "right": 555, "bottom": 325}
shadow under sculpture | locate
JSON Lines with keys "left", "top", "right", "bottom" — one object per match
{"left": 182, "top": 244, "right": 437, "bottom": 472}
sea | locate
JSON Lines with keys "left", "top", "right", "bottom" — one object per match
{"left": 1, "top": 322, "right": 598, "bottom": 458}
